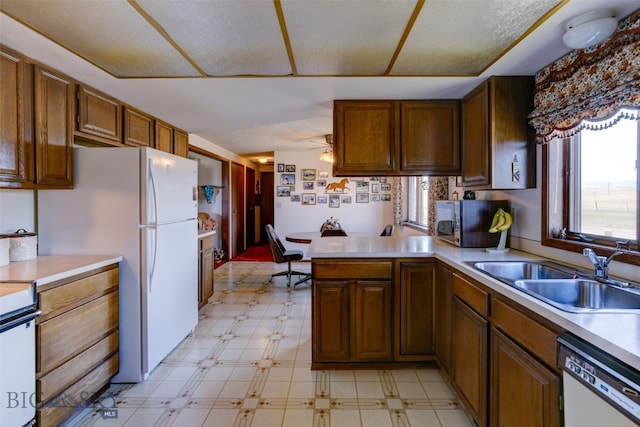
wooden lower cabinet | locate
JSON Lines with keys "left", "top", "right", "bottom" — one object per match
{"left": 453, "top": 297, "right": 489, "bottom": 427}
{"left": 434, "top": 263, "right": 453, "bottom": 375}
{"left": 198, "top": 235, "right": 214, "bottom": 308}
{"left": 490, "top": 328, "right": 561, "bottom": 427}
{"left": 36, "top": 263, "right": 120, "bottom": 427}
{"left": 313, "top": 280, "right": 351, "bottom": 361}
{"left": 353, "top": 281, "right": 393, "bottom": 361}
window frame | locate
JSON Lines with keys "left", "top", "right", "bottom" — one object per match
{"left": 403, "top": 176, "right": 430, "bottom": 230}
{"left": 541, "top": 126, "right": 640, "bottom": 266}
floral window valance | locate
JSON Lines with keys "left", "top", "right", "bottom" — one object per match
{"left": 528, "top": 9, "right": 640, "bottom": 144}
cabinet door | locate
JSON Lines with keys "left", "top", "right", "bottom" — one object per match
{"left": 34, "top": 65, "right": 74, "bottom": 187}
{"left": 435, "top": 263, "right": 453, "bottom": 375}
{"left": 490, "top": 328, "right": 561, "bottom": 427}
{"left": 461, "top": 80, "right": 490, "bottom": 187}
{"left": 173, "top": 128, "right": 189, "bottom": 157}
{"left": 0, "top": 47, "right": 33, "bottom": 185}
{"left": 124, "top": 106, "right": 154, "bottom": 147}
{"left": 353, "top": 280, "right": 393, "bottom": 361}
{"left": 400, "top": 101, "right": 460, "bottom": 174}
{"left": 453, "top": 297, "right": 488, "bottom": 427}
{"left": 333, "top": 100, "right": 398, "bottom": 175}
{"left": 155, "top": 120, "right": 173, "bottom": 153}
{"left": 76, "top": 84, "right": 122, "bottom": 145}
{"left": 313, "top": 280, "right": 350, "bottom": 361}
{"left": 398, "top": 262, "right": 435, "bottom": 358}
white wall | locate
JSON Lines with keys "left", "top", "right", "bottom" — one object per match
{"left": 273, "top": 150, "right": 394, "bottom": 253}
{"left": 0, "top": 190, "right": 35, "bottom": 234}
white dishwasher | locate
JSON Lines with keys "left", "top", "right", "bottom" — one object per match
{"left": 558, "top": 332, "right": 640, "bottom": 427}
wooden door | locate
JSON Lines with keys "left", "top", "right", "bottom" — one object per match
{"left": 230, "top": 162, "right": 245, "bottom": 258}
{"left": 397, "top": 262, "right": 435, "bottom": 358}
{"left": 260, "top": 172, "right": 274, "bottom": 242}
{"left": 453, "top": 297, "right": 488, "bottom": 427}
{"left": 245, "top": 167, "right": 256, "bottom": 246}
{"left": 34, "top": 65, "right": 74, "bottom": 187}
{"left": 352, "top": 280, "right": 393, "bottom": 361}
{"left": 490, "top": 328, "right": 561, "bottom": 427}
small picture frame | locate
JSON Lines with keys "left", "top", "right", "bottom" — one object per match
{"left": 277, "top": 163, "right": 285, "bottom": 173}
{"left": 302, "top": 168, "right": 316, "bottom": 181}
{"left": 381, "top": 194, "right": 391, "bottom": 202}
{"left": 316, "top": 179, "right": 327, "bottom": 188}
{"left": 329, "top": 195, "right": 340, "bottom": 208}
{"left": 317, "top": 196, "right": 328, "bottom": 204}
{"left": 285, "top": 164, "right": 296, "bottom": 173}
{"left": 341, "top": 195, "right": 352, "bottom": 204}
{"left": 302, "top": 193, "right": 316, "bottom": 205}
{"left": 356, "top": 181, "right": 369, "bottom": 193}
{"left": 290, "top": 194, "right": 301, "bottom": 202}
{"left": 381, "top": 183, "right": 391, "bottom": 191}
{"left": 356, "top": 193, "right": 369, "bottom": 203}
{"left": 370, "top": 194, "right": 380, "bottom": 202}
{"left": 318, "top": 171, "right": 329, "bottom": 178}
{"left": 277, "top": 186, "right": 291, "bottom": 197}
{"left": 303, "top": 181, "right": 314, "bottom": 190}
{"left": 371, "top": 183, "right": 380, "bottom": 193}
{"left": 281, "top": 174, "right": 295, "bottom": 185}
{"left": 380, "top": 176, "right": 387, "bottom": 183}
{"left": 370, "top": 177, "right": 380, "bottom": 182}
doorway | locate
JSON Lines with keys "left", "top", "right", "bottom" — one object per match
{"left": 260, "top": 171, "right": 274, "bottom": 243}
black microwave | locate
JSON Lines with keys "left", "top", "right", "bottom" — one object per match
{"left": 435, "top": 200, "right": 510, "bottom": 247}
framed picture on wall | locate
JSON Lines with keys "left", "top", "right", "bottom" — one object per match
{"left": 317, "top": 196, "right": 328, "bottom": 204}
{"left": 303, "top": 182, "right": 314, "bottom": 190}
{"left": 381, "top": 183, "right": 391, "bottom": 191}
{"left": 280, "top": 174, "right": 295, "bottom": 185}
{"left": 302, "top": 169, "right": 316, "bottom": 181}
{"left": 370, "top": 194, "right": 380, "bottom": 201}
{"left": 316, "top": 179, "right": 327, "bottom": 188}
{"left": 277, "top": 163, "right": 285, "bottom": 172}
{"left": 341, "top": 196, "right": 352, "bottom": 204}
{"left": 302, "top": 193, "right": 316, "bottom": 205}
{"left": 290, "top": 194, "right": 300, "bottom": 202}
{"left": 329, "top": 195, "right": 340, "bottom": 208}
{"left": 318, "top": 171, "right": 329, "bottom": 178}
{"left": 285, "top": 164, "right": 296, "bottom": 172}
{"left": 381, "top": 194, "right": 391, "bottom": 201}
{"left": 356, "top": 193, "right": 369, "bottom": 203}
{"left": 356, "top": 181, "right": 369, "bottom": 193}
{"left": 277, "top": 186, "right": 291, "bottom": 197}
{"left": 371, "top": 183, "right": 380, "bottom": 193}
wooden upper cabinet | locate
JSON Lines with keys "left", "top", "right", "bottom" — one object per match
{"left": 155, "top": 120, "right": 173, "bottom": 153}
{"left": 123, "top": 106, "right": 154, "bottom": 147}
{"left": 333, "top": 100, "right": 398, "bottom": 175}
{"left": 0, "top": 46, "right": 33, "bottom": 186}
{"left": 461, "top": 76, "right": 535, "bottom": 189}
{"left": 333, "top": 99, "right": 461, "bottom": 176}
{"left": 173, "top": 128, "right": 189, "bottom": 158}
{"left": 33, "top": 65, "right": 74, "bottom": 188}
{"left": 400, "top": 101, "right": 460, "bottom": 174}
{"left": 76, "top": 84, "right": 122, "bottom": 145}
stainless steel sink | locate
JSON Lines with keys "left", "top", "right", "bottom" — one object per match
{"left": 469, "top": 261, "right": 640, "bottom": 313}
{"left": 513, "top": 279, "right": 640, "bottom": 313}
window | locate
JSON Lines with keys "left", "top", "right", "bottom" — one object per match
{"left": 543, "top": 112, "right": 640, "bottom": 265}
{"left": 405, "top": 176, "right": 430, "bottom": 228}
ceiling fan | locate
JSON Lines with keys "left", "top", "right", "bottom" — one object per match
{"left": 307, "top": 134, "right": 334, "bottom": 163}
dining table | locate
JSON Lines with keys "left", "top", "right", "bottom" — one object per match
{"left": 285, "top": 231, "right": 368, "bottom": 244}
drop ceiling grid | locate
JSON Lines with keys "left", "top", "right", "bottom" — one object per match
{"left": 0, "top": 0, "right": 200, "bottom": 77}
{"left": 137, "top": 0, "right": 292, "bottom": 76}
{"left": 281, "top": 0, "right": 417, "bottom": 75}
{"left": 393, "top": 0, "right": 565, "bottom": 75}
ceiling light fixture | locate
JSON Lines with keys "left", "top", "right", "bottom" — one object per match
{"left": 319, "top": 134, "right": 334, "bottom": 163}
{"left": 258, "top": 158, "right": 267, "bottom": 164}
{"left": 562, "top": 9, "right": 617, "bottom": 49}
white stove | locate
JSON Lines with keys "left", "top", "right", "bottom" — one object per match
{"left": 0, "top": 281, "right": 39, "bottom": 427}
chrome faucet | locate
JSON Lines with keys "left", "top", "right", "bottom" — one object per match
{"left": 582, "top": 248, "right": 623, "bottom": 279}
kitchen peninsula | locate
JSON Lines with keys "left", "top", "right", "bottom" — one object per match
{"left": 307, "top": 234, "right": 639, "bottom": 426}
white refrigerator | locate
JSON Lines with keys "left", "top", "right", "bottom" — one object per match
{"left": 38, "top": 147, "right": 199, "bottom": 383}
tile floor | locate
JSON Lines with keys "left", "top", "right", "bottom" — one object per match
{"left": 65, "top": 261, "right": 474, "bottom": 427}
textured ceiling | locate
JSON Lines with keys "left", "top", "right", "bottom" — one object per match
{"left": 1, "top": 0, "right": 637, "bottom": 164}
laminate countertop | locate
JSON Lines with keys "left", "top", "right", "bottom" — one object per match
{"left": 0, "top": 255, "right": 123, "bottom": 287}
{"left": 308, "top": 235, "right": 640, "bottom": 371}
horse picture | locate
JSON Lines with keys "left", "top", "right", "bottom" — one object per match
{"left": 325, "top": 178, "right": 350, "bottom": 193}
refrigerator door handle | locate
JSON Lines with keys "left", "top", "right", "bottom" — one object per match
{"left": 148, "top": 158, "right": 159, "bottom": 226}
{"left": 148, "top": 226, "right": 158, "bottom": 292}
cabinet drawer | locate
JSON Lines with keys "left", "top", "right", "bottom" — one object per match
{"left": 37, "top": 353, "right": 119, "bottom": 427}
{"left": 200, "top": 235, "right": 214, "bottom": 251}
{"left": 38, "top": 331, "right": 118, "bottom": 403}
{"left": 38, "top": 267, "right": 118, "bottom": 320}
{"left": 452, "top": 273, "right": 489, "bottom": 317}
{"left": 37, "top": 291, "right": 119, "bottom": 375}
{"left": 314, "top": 261, "right": 392, "bottom": 280}
{"left": 491, "top": 298, "right": 558, "bottom": 368}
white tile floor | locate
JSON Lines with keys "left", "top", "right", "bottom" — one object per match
{"left": 65, "top": 261, "right": 474, "bottom": 427}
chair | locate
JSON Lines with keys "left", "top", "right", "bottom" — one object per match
{"left": 320, "top": 229, "right": 348, "bottom": 237}
{"left": 380, "top": 224, "right": 395, "bottom": 236}
{"left": 265, "top": 224, "right": 311, "bottom": 287}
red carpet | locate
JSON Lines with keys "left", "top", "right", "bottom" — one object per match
{"left": 232, "top": 243, "right": 274, "bottom": 262}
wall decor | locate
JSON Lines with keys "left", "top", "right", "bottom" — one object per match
{"left": 381, "top": 194, "right": 391, "bottom": 201}
{"left": 277, "top": 186, "right": 291, "bottom": 197}
{"left": 291, "top": 194, "right": 300, "bottom": 202}
{"left": 356, "top": 193, "right": 369, "bottom": 203}
{"left": 302, "top": 193, "right": 316, "bottom": 205}
{"left": 380, "top": 177, "right": 387, "bottom": 183}
{"left": 325, "top": 178, "right": 350, "bottom": 193}
{"left": 370, "top": 177, "right": 380, "bottom": 182}
{"left": 277, "top": 163, "right": 285, "bottom": 172}
{"left": 318, "top": 171, "right": 329, "bottom": 178}
{"left": 341, "top": 196, "right": 352, "bottom": 204}
{"left": 381, "top": 183, "right": 391, "bottom": 191}
{"left": 303, "top": 182, "right": 314, "bottom": 190}
{"left": 316, "top": 179, "right": 327, "bottom": 188}
{"left": 356, "top": 181, "right": 369, "bottom": 193}
{"left": 302, "top": 168, "right": 316, "bottom": 181}
{"left": 329, "top": 195, "right": 340, "bottom": 208}
{"left": 285, "top": 164, "right": 296, "bottom": 172}
{"left": 371, "top": 194, "right": 380, "bottom": 202}
{"left": 281, "top": 174, "right": 295, "bottom": 185}
{"left": 371, "top": 183, "right": 380, "bottom": 193}
{"left": 317, "top": 196, "right": 328, "bottom": 204}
